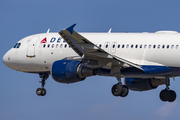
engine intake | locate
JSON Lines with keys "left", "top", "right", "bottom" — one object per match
{"left": 51, "top": 60, "right": 96, "bottom": 83}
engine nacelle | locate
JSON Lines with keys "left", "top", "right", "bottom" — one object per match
{"left": 124, "top": 78, "right": 164, "bottom": 91}
{"left": 51, "top": 60, "right": 97, "bottom": 83}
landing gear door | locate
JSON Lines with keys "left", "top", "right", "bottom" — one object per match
{"left": 104, "top": 42, "right": 110, "bottom": 53}
{"left": 26, "top": 37, "right": 39, "bottom": 57}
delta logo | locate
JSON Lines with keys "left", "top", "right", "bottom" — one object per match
{"left": 40, "top": 38, "right": 47, "bottom": 43}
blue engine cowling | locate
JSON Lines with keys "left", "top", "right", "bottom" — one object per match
{"left": 124, "top": 78, "right": 162, "bottom": 91}
{"left": 51, "top": 60, "right": 97, "bottom": 83}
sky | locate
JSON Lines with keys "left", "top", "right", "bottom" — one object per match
{"left": 1, "top": 0, "right": 180, "bottom": 120}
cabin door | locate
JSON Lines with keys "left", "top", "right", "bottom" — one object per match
{"left": 26, "top": 37, "right": 39, "bottom": 57}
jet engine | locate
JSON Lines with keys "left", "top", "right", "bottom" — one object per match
{"left": 124, "top": 78, "right": 164, "bottom": 91}
{"left": 51, "top": 60, "right": 97, "bottom": 83}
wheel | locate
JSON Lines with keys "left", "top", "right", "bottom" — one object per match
{"left": 111, "top": 84, "right": 123, "bottom": 96}
{"left": 36, "top": 88, "right": 46, "bottom": 96}
{"left": 160, "top": 89, "right": 170, "bottom": 101}
{"left": 160, "top": 89, "right": 176, "bottom": 102}
{"left": 168, "top": 90, "right": 176, "bottom": 102}
{"left": 41, "top": 88, "right": 46, "bottom": 96}
{"left": 120, "top": 85, "right": 129, "bottom": 97}
{"left": 36, "top": 88, "right": 42, "bottom": 96}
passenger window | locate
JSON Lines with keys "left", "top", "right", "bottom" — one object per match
{"left": 64, "top": 44, "right": 67, "bottom": 48}
{"left": 106, "top": 44, "right": 108, "bottom": 48}
{"left": 60, "top": 44, "right": 63, "bottom": 48}
{"left": 47, "top": 44, "right": 50, "bottom": 48}
{"left": 131, "top": 45, "right": 133, "bottom": 48}
{"left": 144, "top": 45, "right": 147, "bottom": 48}
{"left": 162, "top": 45, "right": 165, "bottom": 49}
{"left": 176, "top": 45, "right": 179, "bottom": 49}
{"left": 167, "top": 45, "right": 169, "bottom": 49}
{"left": 149, "top": 45, "right": 151, "bottom": 49}
{"left": 158, "top": 45, "right": 160, "bottom": 49}
{"left": 140, "top": 44, "right": 142, "bottom": 48}
{"left": 171, "top": 45, "right": 174, "bottom": 49}
{"left": 99, "top": 44, "right": 102, "bottom": 48}
{"left": 153, "top": 45, "right": 156, "bottom": 48}
{"left": 52, "top": 44, "right": 54, "bottom": 48}
{"left": 43, "top": 44, "right": 46, "bottom": 48}
{"left": 122, "top": 45, "right": 124, "bottom": 48}
{"left": 113, "top": 44, "right": 115, "bottom": 48}
{"left": 126, "top": 44, "right": 129, "bottom": 48}
{"left": 136, "top": 45, "right": 138, "bottom": 48}
{"left": 118, "top": 44, "right": 120, "bottom": 48}
{"left": 56, "top": 44, "right": 59, "bottom": 48}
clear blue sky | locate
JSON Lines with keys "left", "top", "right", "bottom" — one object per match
{"left": 1, "top": 0, "right": 180, "bottom": 120}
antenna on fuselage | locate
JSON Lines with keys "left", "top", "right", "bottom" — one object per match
{"left": 108, "top": 28, "right": 112, "bottom": 33}
{"left": 47, "top": 28, "right": 50, "bottom": 33}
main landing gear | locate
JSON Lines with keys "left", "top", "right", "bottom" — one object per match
{"left": 110, "top": 65, "right": 129, "bottom": 97}
{"left": 111, "top": 77, "right": 176, "bottom": 102}
{"left": 36, "top": 73, "right": 49, "bottom": 96}
{"left": 159, "top": 78, "right": 176, "bottom": 102}
{"left": 111, "top": 82, "right": 129, "bottom": 97}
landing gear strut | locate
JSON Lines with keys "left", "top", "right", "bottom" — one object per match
{"left": 111, "top": 82, "right": 129, "bottom": 97}
{"left": 159, "top": 78, "right": 176, "bottom": 102}
{"left": 36, "top": 73, "right": 49, "bottom": 96}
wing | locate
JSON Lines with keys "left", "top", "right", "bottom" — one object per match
{"left": 59, "top": 24, "right": 142, "bottom": 71}
{"left": 59, "top": 24, "right": 172, "bottom": 75}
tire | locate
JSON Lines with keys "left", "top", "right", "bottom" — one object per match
{"left": 160, "top": 89, "right": 171, "bottom": 102}
{"left": 160, "top": 89, "right": 168, "bottom": 101}
{"left": 120, "top": 85, "right": 129, "bottom": 97}
{"left": 168, "top": 90, "right": 176, "bottom": 102}
{"left": 111, "top": 84, "right": 122, "bottom": 96}
{"left": 41, "top": 88, "right": 46, "bottom": 96}
{"left": 36, "top": 88, "right": 42, "bottom": 96}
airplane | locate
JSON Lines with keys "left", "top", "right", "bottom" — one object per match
{"left": 3, "top": 24, "right": 180, "bottom": 102}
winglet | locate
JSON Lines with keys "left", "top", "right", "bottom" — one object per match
{"left": 66, "top": 24, "right": 76, "bottom": 34}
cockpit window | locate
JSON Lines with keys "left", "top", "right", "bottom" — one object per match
{"left": 13, "top": 43, "right": 21, "bottom": 48}
{"left": 17, "top": 43, "right": 21, "bottom": 48}
{"left": 13, "top": 43, "right": 18, "bottom": 48}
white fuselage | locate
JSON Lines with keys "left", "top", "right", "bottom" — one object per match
{"left": 3, "top": 32, "right": 180, "bottom": 76}
{"left": 3, "top": 30, "right": 180, "bottom": 102}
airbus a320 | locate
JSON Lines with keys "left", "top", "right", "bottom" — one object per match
{"left": 3, "top": 24, "right": 180, "bottom": 102}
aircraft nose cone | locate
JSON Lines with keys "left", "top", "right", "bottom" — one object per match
{"left": 2, "top": 49, "right": 14, "bottom": 69}
{"left": 3, "top": 52, "right": 9, "bottom": 66}
{"left": 3, "top": 49, "right": 20, "bottom": 70}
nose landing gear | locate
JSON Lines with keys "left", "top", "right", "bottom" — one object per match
{"left": 36, "top": 88, "right": 46, "bottom": 96}
{"left": 36, "top": 73, "right": 49, "bottom": 96}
